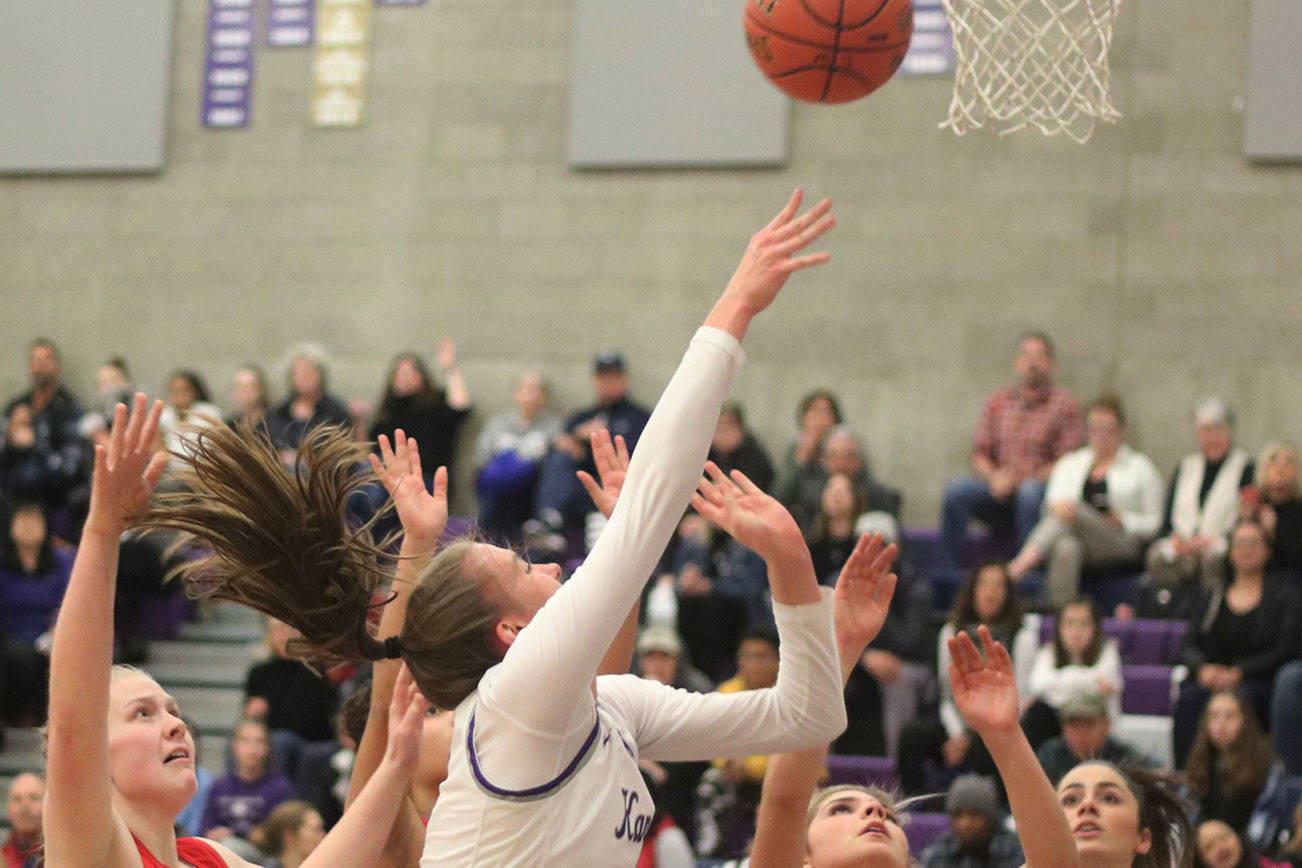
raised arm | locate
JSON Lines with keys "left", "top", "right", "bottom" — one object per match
{"left": 949, "top": 627, "right": 1078, "bottom": 868}
{"left": 437, "top": 337, "right": 471, "bottom": 411}
{"left": 747, "top": 534, "right": 898, "bottom": 868}
{"left": 44, "top": 395, "right": 168, "bottom": 868}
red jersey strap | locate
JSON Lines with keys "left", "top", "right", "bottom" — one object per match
{"left": 132, "top": 833, "right": 228, "bottom": 868}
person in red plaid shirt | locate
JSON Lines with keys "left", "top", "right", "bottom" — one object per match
{"left": 941, "top": 332, "right": 1083, "bottom": 571}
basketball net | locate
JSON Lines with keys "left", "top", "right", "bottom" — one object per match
{"left": 939, "top": 0, "right": 1123, "bottom": 143}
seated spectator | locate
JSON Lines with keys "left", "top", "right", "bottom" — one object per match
{"left": 77, "top": 356, "right": 133, "bottom": 443}
{"left": 1196, "top": 818, "right": 1290, "bottom": 868}
{"left": 1007, "top": 395, "right": 1163, "bottom": 606}
{"left": 249, "top": 800, "right": 326, "bottom": 868}
{"left": 244, "top": 617, "right": 341, "bottom": 783}
{"left": 1240, "top": 443, "right": 1302, "bottom": 581}
{"left": 1146, "top": 398, "right": 1255, "bottom": 597}
{"left": 896, "top": 562, "right": 1040, "bottom": 796}
{"left": 159, "top": 369, "right": 222, "bottom": 458}
{"left": 920, "top": 774, "right": 1024, "bottom": 868}
{"left": 368, "top": 340, "right": 471, "bottom": 502}
{"left": 1023, "top": 597, "right": 1123, "bottom": 750}
{"left": 474, "top": 370, "right": 561, "bottom": 544}
{"left": 694, "top": 629, "right": 781, "bottom": 859}
{"left": 201, "top": 718, "right": 296, "bottom": 857}
{"left": 668, "top": 511, "right": 771, "bottom": 654}
{"left": 2, "top": 772, "right": 43, "bottom": 868}
{"left": 1174, "top": 519, "right": 1301, "bottom": 768}
{"left": 940, "top": 332, "right": 1083, "bottom": 571}
{"left": 807, "top": 473, "right": 867, "bottom": 585}
{"left": 635, "top": 624, "right": 714, "bottom": 693}
{"left": 1034, "top": 690, "right": 1151, "bottom": 786}
{"left": 226, "top": 364, "right": 272, "bottom": 431}
{"left": 708, "top": 402, "right": 775, "bottom": 493}
{"left": 1, "top": 338, "right": 90, "bottom": 526}
{"left": 1270, "top": 653, "right": 1302, "bottom": 776}
{"left": 778, "top": 424, "right": 901, "bottom": 534}
{"left": 1187, "top": 691, "right": 1280, "bottom": 834}
{"left": 266, "top": 346, "right": 351, "bottom": 457}
{"left": 0, "top": 502, "right": 74, "bottom": 725}
{"left": 774, "top": 389, "right": 842, "bottom": 504}
{"left": 530, "top": 350, "right": 650, "bottom": 549}
{"left": 835, "top": 515, "right": 931, "bottom": 757}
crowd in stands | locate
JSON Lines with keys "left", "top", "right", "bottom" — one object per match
{"left": 3, "top": 326, "right": 1302, "bottom": 866}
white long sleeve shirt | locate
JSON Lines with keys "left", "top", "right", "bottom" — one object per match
{"left": 421, "top": 327, "right": 845, "bottom": 867}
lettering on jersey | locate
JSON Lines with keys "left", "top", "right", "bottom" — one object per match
{"left": 614, "top": 788, "right": 655, "bottom": 843}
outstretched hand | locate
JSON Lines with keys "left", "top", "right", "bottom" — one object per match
{"left": 85, "top": 393, "right": 168, "bottom": 537}
{"left": 384, "top": 664, "right": 432, "bottom": 769}
{"left": 370, "top": 430, "right": 448, "bottom": 551}
{"left": 948, "top": 626, "right": 1021, "bottom": 737}
{"left": 833, "top": 534, "right": 898, "bottom": 653}
{"left": 576, "top": 429, "right": 629, "bottom": 520}
{"left": 690, "top": 462, "right": 802, "bottom": 563}
{"left": 722, "top": 189, "right": 835, "bottom": 316}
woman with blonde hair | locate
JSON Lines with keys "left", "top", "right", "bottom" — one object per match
{"left": 248, "top": 801, "right": 325, "bottom": 868}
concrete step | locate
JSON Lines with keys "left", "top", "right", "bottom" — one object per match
{"left": 169, "top": 686, "right": 245, "bottom": 737}
{"left": 146, "top": 639, "right": 262, "bottom": 688}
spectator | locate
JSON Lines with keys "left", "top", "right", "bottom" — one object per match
{"left": 1240, "top": 443, "right": 1302, "bottom": 581}
{"left": 249, "top": 800, "right": 326, "bottom": 868}
{"left": 1023, "top": 597, "right": 1123, "bottom": 749}
{"left": 294, "top": 706, "right": 357, "bottom": 830}
{"left": 226, "top": 364, "right": 272, "bottom": 432}
{"left": 266, "top": 346, "right": 351, "bottom": 456}
{"left": 668, "top": 511, "right": 769, "bottom": 662}
{"left": 807, "top": 473, "right": 868, "bottom": 585}
{"left": 773, "top": 389, "right": 842, "bottom": 505}
{"left": 1196, "top": 818, "right": 1290, "bottom": 868}
{"left": 1, "top": 338, "right": 89, "bottom": 523}
{"left": 1186, "top": 691, "right": 1279, "bottom": 834}
{"left": 634, "top": 624, "right": 714, "bottom": 694}
{"left": 530, "top": 350, "right": 650, "bottom": 548}
{"left": 1007, "top": 395, "right": 1163, "bottom": 606}
{"left": 200, "top": 718, "right": 296, "bottom": 856}
{"left": 368, "top": 340, "right": 472, "bottom": 502}
{"left": 0, "top": 502, "right": 74, "bottom": 726}
{"left": 2, "top": 772, "right": 43, "bottom": 868}
{"left": 707, "top": 402, "right": 775, "bottom": 493}
{"left": 940, "top": 332, "right": 1083, "bottom": 571}
{"left": 1174, "top": 519, "right": 1301, "bottom": 768}
{"left": 778, "top": 425, "right": 901, "bottom": 534}
{"left": 920, "top": 774, "right": 1024, "bottom": 868}
{"left": 896, "top": 562, "right": 1040, "bottom": 796}
{"left": 244, "top": 616, "right": 341, "bottom": 784}
{"left": 159, "top": 369, "right": 222, "bottom": 459}
{"left": 1034, "top": 690, "right": 1151, "bottom": 786}
{"left": 77, "top": 356, "right": 133, "bottom": 444}
{"left": 1147, "top": 398, "right": 1255, "bottom": 597}
{"left": 474, "top": 369, "right": 562, "bottom": 544}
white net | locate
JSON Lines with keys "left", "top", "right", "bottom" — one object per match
{"left": 940, "top": 0, "right": 1124, "bottom": 143}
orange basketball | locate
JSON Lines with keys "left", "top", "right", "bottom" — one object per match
{"left": 744, "top": 0, "right": 914, "bottom": 104}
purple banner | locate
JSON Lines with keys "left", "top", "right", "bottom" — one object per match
{"left": 900, "top": 0, "right": 955, "bottom": 76}
{"left": 202, "top": 0, "right": 255, "bottom": 127}
{"left": 269, "top": 0, "right": 315, "bottom": 47}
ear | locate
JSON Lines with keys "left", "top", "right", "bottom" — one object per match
{"left": 494, "top": 618, "right": 525, "bottom": 650}
{"left": 1134, "top": 826, "right": 1152, "bottom": 856}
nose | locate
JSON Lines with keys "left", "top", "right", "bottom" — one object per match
{"left": 165, "top": 712, "right": 187, "bottom": 740}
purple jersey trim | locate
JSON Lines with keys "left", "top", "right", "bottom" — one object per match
{"left": 466, "top": 708, "right": 601, "bottom": 802}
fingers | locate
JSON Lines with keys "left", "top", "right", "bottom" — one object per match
{"left": 949, "top": 630, "right": 981, "bottom": 673}
{"left": 137, "top": 398, "right": 164, "bottom": 454}
{"left": 589, "top": 428, "right": 617, "bottom": 476}
{"left": 779, "top": 251, "right": 832, "bottom": 275}
{"left": 762, "top": 188, "right": 803, "bottom": 232}
{"left": 107, "top": 403, "right": 128, "bottom": 467}
{"left": 874, "top": 571, "right": 898, "bottom": 610}
{"left": 614, "top": 435, "right": 629, "bottom": 468}
{"left": 405, "top": 435, "right": 423, "bottom": 478}
{"left": 978, "top": 625, "right": 1012, "bottom": 673}
{"left": 142, "top": 451, "right": 170, "bottom": 493}
{"left": 728, "top": 468, "right": 762, "bottom": 496}
{"left": 768, "top": 197, "right": 833, "bottom": 245}
{"left": 577, "top": 470, "right": 601, "bottom": 503}
{"left": 431, "top": 465, "right": 448, "bottom": 501}
{"left": 121, "top": 392, "right": 148, "bottom": 455}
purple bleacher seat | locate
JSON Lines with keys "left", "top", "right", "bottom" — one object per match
{"left": 826, "top": 754, "right": 898, "bottom": 789}
{"left": 1127, "top": 620, "right": 1168, "bottom": 665}
{"left": 1164, "top": 620, "right": 1190, "bottom": 660}
{"left": 1122, "top": 665, "right": 1174, "bottom": 715}
{"left": 906, "top": 812, "right": 951, "bottom": 857}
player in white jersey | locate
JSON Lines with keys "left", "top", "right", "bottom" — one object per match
{"left": 140, "top": 191, "right": 846, "bottom": 866}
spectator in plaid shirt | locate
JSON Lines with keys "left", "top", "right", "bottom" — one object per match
{"left": 941, "top": 333, "right": 1083, "bottom": 571}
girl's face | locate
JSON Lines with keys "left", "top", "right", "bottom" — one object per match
{"left": 391, "top": 358, "right": 425, "bottom": 397}
{"left": 106, "top": 675, "right": 196, "bottom": 812}
{"left": 1086, "top": 408, "right": 1123, "bottom": 456}
{"left": 806, "top": 790, "right": 909, "bottom": 868}
{"left": 167, "top": 377, "right": 197, "bottom": 411}
{"left": 289, "top": 809, "right": 326, "bottom": 857}
{"left": 231, "top": 721, "right": 271, "bottom": 776}
{"left": 467, "top": 543, "right": 563, "bottom": 622}
{"left": 1205, "top": 693, "right": 1245, "bottom": 750}
{"left": 10, "top": 507, "right": 46, "bottom": 549}
{"left": 973, "top": 567, "right": 1008, "bottom": 622}
{"left": 1057, "top": 764, "right": 1151, "bottom": 864}
{"left": 513, "top": 372, "right": 547, "bottom": 418}
{"left": 821, "top": 474, "right": 856, "bottom": 521}
{"left": 802, "top": 397, "right": 837, "bottom": 435}
{"left": 1196, "top": 820, "right": 1243, "bottom": 868}
{"left": 1228, "top": 523, "right": 1270, "bottom": 574}
{"left": 1058, "top": 604, "right": 1095, "bottom": 657}
{"left": 232, "top": 369, "right": 264, "bottom": 412}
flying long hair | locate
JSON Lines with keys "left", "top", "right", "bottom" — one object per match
{"left": 135, "top": 421, "right": 394, "bottom": 667}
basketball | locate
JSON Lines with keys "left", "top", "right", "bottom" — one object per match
{"left": 744, "top": 0, "right": 915, "bottom": 104}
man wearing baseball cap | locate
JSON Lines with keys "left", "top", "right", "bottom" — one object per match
{"left": 1034, "top": 689, "right": 1151, "bottom": 785}
{"left": 921, "top": 774, "right": 1024, "bottom": 868}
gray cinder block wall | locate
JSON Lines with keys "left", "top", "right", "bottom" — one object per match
{"left": 2, "top": 0, "right": 1299, "bottom": 522}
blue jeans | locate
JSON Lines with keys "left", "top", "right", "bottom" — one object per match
{"left": 940, "top": 475, "right": 1046, "bottom": 569}
{"left": 1273, "top": 662, "right": 1302, "bottom": 775}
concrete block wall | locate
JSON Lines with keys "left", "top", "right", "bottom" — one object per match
{"left": 2, "top": 0, "right": 1299, "bottom": 521}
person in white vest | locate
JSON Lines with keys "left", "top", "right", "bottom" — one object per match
{"left": 1145, "top": 398, "right": 1255, "bottom": 592}
{"left": 1008, "top": 395, "right": 1164, "bottom": 606}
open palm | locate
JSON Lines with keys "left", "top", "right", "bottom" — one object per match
{"left": 87, "top": 394, "right": 168, "bottom": 537}
{"left": 576, "top": 429, "right": 629, "bottom": 520}
{"left": 948, "top": 626, "right": 1021, "bottom": 737}
{"left": 370, "top": 430, "right": 447, "bottom": 548}
{"left": 690, "top": 462, "right": 801, "bottom": 561}
{"left": 833, "top": 534, "right": 898, "bottom": 651}
{"left": 723, "top": 190, "right": 835, "bottom": 315}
